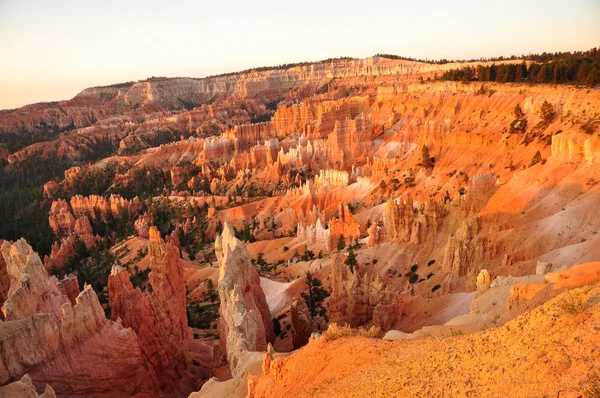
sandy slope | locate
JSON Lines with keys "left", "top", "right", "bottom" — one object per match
{"left": 249, "top": 282, "right": 600, "bottom": 398}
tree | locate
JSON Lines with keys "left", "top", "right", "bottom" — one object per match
{"left": 202, "top": 278, "right": 219, "bottom": 304}
{"left": 530, "top": 151, "right": 543, "bottom": 167}
{"left": 420, "top": 145, "right": 435, "bottom": 168}
{"left": 272, "top": 317, "right": 282, "bottom": 337}
{"left": 301, "top": 271, "right": 330, "bottom": 318}
{"left": 514, "top": 104, "right": 524, "bottom": 118}
{"left": 344, "top": 247, "right": 358, "bottom": 273}
{"left": 540, "top": 100, "right": 555, "bottom": 123}
{"left": 336, "top": 234, "right": 346, "bottom": 251}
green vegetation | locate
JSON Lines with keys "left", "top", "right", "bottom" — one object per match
{"left": 187, "top": 302, "right": 220, "bottom": 329}
{"left": 337, "top": 234, "right": 346, "bottom": 251}
{"left": 233, "top": 222, "right": 256, "bottom": 243}
{"left": 540, "top": 100, "right": 555, "bottom": 123}
{"left": 301, "top": 271, "right": 330, "bottom": 319}
{"left": 530, "top": 151, "right": 543, "bottom": 167}
{"left": 584, "top": 371, "right": 600, "bottom": 398}
{"left": 129, "top": 265, "right": 151, "bottom": 291}
{"left": 251, "top": 252, "right": 277, "bottom": 277}
{"left": 51, "top": 238, "right": 118, "bottom": 314}
{"left": 437, "top": 47, "right": 600, "bottom": 86}
{"left": 201, "top": 279, "right": 218, "bottom": 305}
{"left": 272, "top": 317, "right": 282, "bottom": 337}
{"left": 344, "top": 248, "right": 358, "bottom": 273}
{"left": 420, "top": 145, "right": 435, "bottom": 168}
{"left": 301, "top": 248, "right": 315, "bottom": 262}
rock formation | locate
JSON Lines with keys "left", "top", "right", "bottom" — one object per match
{"left": 0, "top": 239, "right": 156, "bottom": 396}
{"left": 48, "top": 200, "right": 76, "bottom": 236}
{"left": 442, "top": 218, "right": 488, "bottom": 276}
{"left": 328, "top": 260, "right": 397, "bottom": 329}
{"left": 290, "top": 297, "right": 314, "bottom": 349}
{"left": 108, "top": 226, "right": 192, "bottom": 390}
{"left": 45, "top": 215, "right": 98, "bottom": 271}
{"left": 536, "top": 261, "right": 552, "bottom": 275}
{"left": 0, "top": 374, "right": 55, "bottom": 398}
{"left": 384, "top": 195, "right": 445, "bottom": 245}
{"left": 214, "top": 223, "right": 274, "bottom": 376}
{"left": 69, "top": 194, "right": 141, "bottom": 219}
{"left": 475, "top": 269, "right": 491, "bottom": 297}
{"left": 327, "top": 203, "right": 361, "bottom": 250}
{"left": 134, "top": 212, "right": 153, "bottom": 238}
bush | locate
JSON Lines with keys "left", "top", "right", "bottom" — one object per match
{"left": 273, "top": 317, "right": 282, "bottom": 337}
{"left": 409, "top": 274, "right": 419, "bottom": 284}
{"left": 584, "top": 371, "right": 600, "bottom": 398}
{"left": 557, "top": 295, "right": 583, "bottom": 314}
{"left": 432, "top": 284, "right": 441, "bottom": 293}
{"left": 337, "top": 234, "right": 346, "bottom": 251}
{"left": 410, "top": 264, "right": 418, "bottom": 272}
{"left": 530, "top": 151, "right": 543, "bottom": 167}
{"left": 322, "top": 323, "right": 382, "bottom": 341}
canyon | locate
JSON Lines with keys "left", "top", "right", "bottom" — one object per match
{"left": 1, "top": 52, "right": 600, "bottom": 397}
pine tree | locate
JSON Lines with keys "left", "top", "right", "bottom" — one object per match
{"left": 344, "top": 247, "right": 358, "bottom": 273}
{"left": 301, "top": 271, "right": 330, "bottom": 318}
{"left": 540, "top": 100, "right": 555, "bottom": 123}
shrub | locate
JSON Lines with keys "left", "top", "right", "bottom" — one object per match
{"left": 584, "top": 371, "right": 600, "bottom": 398}
{"left": 273, "top": 317, "right": 282, "bottom": 337}
{"left": 409, "top": 274, "right": 419, "bottom": 284}
{"left": 337, "top": 234, "right": 346, "bottom": 251}
{"left": 530, "top": 151, "right": 543, "bottom": 167}
{"left": 322, "top": 323, "right": 382, "bottom": 341}
{"left": 558, "top": 295, "right": 584, "bottom": 314}
{"left": 427, "top": 260, "right": 436, "bottom": 266}
{"left": 432, "top": 284, "right": 441, "bottom": 293}
{"left": 410, "top": 264, "right": 418, "bottom": 272}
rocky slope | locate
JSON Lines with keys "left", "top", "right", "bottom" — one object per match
{"left": 248, "top": 277, "right": 600, "bottom": 397}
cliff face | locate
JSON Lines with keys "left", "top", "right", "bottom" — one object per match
{"left": 328, "top": 259, "right": 397, "bottom": 329}
{"left": 0, "top": 239, "right": 156, "bottom": 395}
{"left": 108, "top": 226, "right": 192, "bottom": 390}
{"left": 442, "top": 217, "right": 490, "bottom": 276}
{"left": 214, "top": 223, "right": 274, "bottom": 376}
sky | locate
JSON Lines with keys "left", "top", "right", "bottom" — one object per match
{"left": 0, "top": 0, "right": 599, "bottom": 110}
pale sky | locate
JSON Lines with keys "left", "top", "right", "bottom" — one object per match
{"left": 0, "top": 0, "right": 599, "bottom": 110}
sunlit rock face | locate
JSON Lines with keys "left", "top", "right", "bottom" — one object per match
{"left": 0, "top": 239, "right": 156, "bottom": 396}
{"left": 214, "top": 223, "right": 274, "bottom": 377}
{"left": 108, "top": 226, "right": 192, "bottom": 390}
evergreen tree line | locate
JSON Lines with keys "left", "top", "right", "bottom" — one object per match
{"left": 380, "top": 47, "right": 599, "bottom": 65}
{"left": 437, "top": 48, "right": 600, "bottom": 86}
